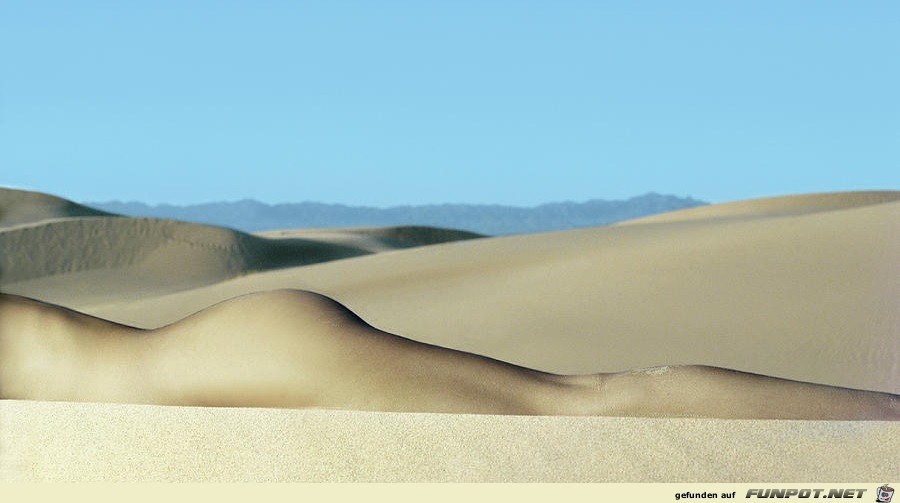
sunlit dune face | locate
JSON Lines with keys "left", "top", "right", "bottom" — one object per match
{"left": 2, "top": 290, "right": 897, "bottom": 420}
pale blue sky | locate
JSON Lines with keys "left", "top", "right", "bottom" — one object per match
{"left": 1, "top": 1, "right": 897, "bottom": 206}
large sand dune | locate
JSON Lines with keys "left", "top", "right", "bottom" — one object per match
{"left": 16, "top": 191, "right": 894, "bottom": 393}
{"left": 1, "top": 188, "right": 898, "bottom": 481}
{"left": 0, "top": 187, "right": 114, "bottom": 228}
{"left": 616, "top": 190, "right": 900, "bottom": 225}
{"left": 0, "top": 191, "right": 481, "bottom": 304}
{"left": 2, "top": 290, "right": 894, "bottom": 419}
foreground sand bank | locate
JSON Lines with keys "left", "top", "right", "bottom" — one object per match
{"left": 2, "top": 400, "right": 897, "bottom": 482}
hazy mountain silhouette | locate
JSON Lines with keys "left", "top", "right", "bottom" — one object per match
{"left": 84, "top": 193, "right": 706, "bottom": 235}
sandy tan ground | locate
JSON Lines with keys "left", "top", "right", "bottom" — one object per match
{"left": 3, "top": 400, "right": 897, "bottom": 482}
{"left": 1, "top": 188, "right": 898, "bottom": 481}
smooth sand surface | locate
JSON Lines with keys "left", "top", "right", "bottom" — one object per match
{"left": 1, "top": 188, "right": 898, "bottom": 481}
{"left": 16, "top": 191, "right": 895, "bottom": 392}
{"left": 3, "top": 290, "right": 894, "bottom": 418}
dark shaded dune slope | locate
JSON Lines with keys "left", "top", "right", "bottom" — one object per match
{"left": 0, "top": 188, "right": 487, "bottom": 290}
{"left": 257, "top": 225, "right": 485, "bottom": 251}
{"left": 0, "top": 189, "right": 482, "bottom": 304}
{"left": 345, "top": 226, "right": 485, "bottom": 248}
{"left": 0, "top": 187, "right": 115, "bottom": 228}
{"left": 1, "top": 290, "right": 896, "bottom": 420}
{"left": 0, "top": 217, "right": 377, "bottom": 286}
{"left": 0, "top": 188, "right": 374, "bottom": 287}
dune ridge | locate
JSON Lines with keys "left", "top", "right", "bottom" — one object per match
{"left": 0, "top": 187, "right": 114, "bottom": 228}
{"left": 1, "top": 212, "right": 482, "bottom": 308}
{"left": 0, "top": 217, "right": 381, "bottom": 286}
{"left": 617, "top": 190, "right": 900, "bottom": 225}
{"left": 2, "top": 188, "right": 898, "bottom": 482}
{"left": 2, "top": 290, "right": 896, "bottom": 419}
{"left": 0, "top": 188, "right": 486, "bottom": 289}
{"left": 44, "top": 192, "right": 899, "bottom": 394}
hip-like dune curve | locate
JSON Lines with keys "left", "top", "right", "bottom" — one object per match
{"left": 3, "top": 188, "right": 900, "bottom": 482}
{"left": 48, "top": 191, "right": 898, "bottom": 395}
{"left": 2, "top": 290, "right": 896, "bottom": 420}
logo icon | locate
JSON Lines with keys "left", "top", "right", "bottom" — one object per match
{"left": 876, "top": 485, "right": 894, "bottom": 503}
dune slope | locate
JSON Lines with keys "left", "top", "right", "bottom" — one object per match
{"left": 617, "top": 190, "right": 900, "bottom": 225}
{"left": 1, "top": 290, "right": 896, "bottom": 419}
{"left": 0, "top": 187, "right": 115, "bottom": 228}
{"left": 1, "top": 191, "right": 482, "bottom": 303}
{"left": 55, "top": 191, "right": 900, "bottom": 395}
{"left": 2, "top": 189, "right": 899, "bottom": 483}
{"left": 0, "top": 217, "right": 393, "bottom": 284}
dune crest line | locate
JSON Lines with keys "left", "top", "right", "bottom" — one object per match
{"left": 1, "top": 290, "right": 896, "bottom": 420}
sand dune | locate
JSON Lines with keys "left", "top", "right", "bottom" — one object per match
{"left": 0, "top": 187, "right": 114, "bottom": 228}
{"left": 2, "top": 188, "right": 898, "bottom": 481}
{"left": 1, "top": 190, "right": 481, "bottom": 304}
{"left": 0, "top": 217, "right": 381, "bottom": 304}
{"left": 257, "top": 225, "right": 483, "bottom": 250}
{"left": 33, "top": 191, "right": 897, "bottom": 394}
{"left": 2, "top": 290, "right": 896, "bottom": 419}
{"left": 616, "top": 190, "right": 900, "bottom": 225}
{"left": 0, "top": 218, "right": 480, "bottom": 287}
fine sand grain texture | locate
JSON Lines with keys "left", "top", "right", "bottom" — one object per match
{"left": 2, "top": 400, "right": 897, "bottom": 482}
{"left": 1, "top": 188, "right": 898, "bottom": 482}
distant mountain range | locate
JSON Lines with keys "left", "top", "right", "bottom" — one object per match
{"left": 84, "top": 193, "right": 707, "bottom": 235}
